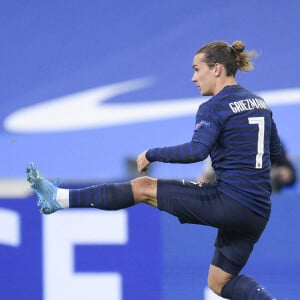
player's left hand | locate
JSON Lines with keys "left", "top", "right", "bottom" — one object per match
{"left": 136, "top": 150, "right": 151, "bottom": 173}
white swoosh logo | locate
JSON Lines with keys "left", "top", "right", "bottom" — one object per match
{"left": 4, "top": 78, "right": 300, "bottom": 133}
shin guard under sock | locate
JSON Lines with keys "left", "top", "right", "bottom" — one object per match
{"left": 221, "top": 275, "right": 276, "bottom": 300}
{"left": 69, "top": 182, "right": 135, "bottom": 210}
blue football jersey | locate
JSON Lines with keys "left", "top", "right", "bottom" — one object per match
{"left": 146, "top": 85, "right": 281, "bottom": 218}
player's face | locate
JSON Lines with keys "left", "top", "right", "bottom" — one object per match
{"left": 192, "top": 53, "right": 217, "bottom": 96}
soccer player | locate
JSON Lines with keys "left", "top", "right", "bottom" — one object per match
{"left": 27, "top": 40, "right": 280, "bottom": 299}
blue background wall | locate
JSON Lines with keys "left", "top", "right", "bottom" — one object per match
{"left": 1, "top": 1, "right": 300, "bottom": 299}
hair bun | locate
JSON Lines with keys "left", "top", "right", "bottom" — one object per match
{"left": 232, "top": 40, "right": 245, "bottom": 53}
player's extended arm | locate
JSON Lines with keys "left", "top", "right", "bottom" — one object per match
{"left": 142, "top": 106, "right": 218, "bottom": 168}
{"left": 145, "top": 141, "right": 210, "bottom": 164}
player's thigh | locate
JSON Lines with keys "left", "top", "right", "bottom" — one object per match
{"left": 157, "top": 179, "right": 225, "bottom": 225}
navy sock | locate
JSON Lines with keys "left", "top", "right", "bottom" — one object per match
{"left": 69, "top": 182, "right": 135, "bottom": 210}
{"left": 221, "top": 275, "right": 276, "bottom": 300}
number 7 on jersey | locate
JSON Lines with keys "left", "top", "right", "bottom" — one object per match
{"left": 248, "top": 117, "right": 265, "bottom": 169}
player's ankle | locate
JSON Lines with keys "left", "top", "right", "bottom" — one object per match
{"left": 56, "top": 188, "right": 70, "bottom": 208}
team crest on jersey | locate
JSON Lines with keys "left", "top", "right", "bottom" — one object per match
{"left": 195, "top": 120, "right": 211, "bottom": 129}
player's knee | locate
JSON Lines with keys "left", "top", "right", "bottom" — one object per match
{"left": 130, "top": 176, "right": 157, "bottom": 203}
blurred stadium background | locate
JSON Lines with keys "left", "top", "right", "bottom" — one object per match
{"left": 1, "top": 1, "right": 300, "bottom": 299}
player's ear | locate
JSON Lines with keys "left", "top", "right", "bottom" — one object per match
{"left": 214, "top": 63, "right": 224, "bottom": 77}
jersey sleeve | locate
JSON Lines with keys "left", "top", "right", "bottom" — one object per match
{"left": 145, "top": 103, "right": 221, "bottom": 164}
{"left": 145, "top": 141, "right": 210, "bottom": 163}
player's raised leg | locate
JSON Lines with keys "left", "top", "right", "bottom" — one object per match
{"left": 26, "top": 163, "right": 158, "bottom": 214}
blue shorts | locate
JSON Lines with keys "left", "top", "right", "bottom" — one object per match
{"left": 157, "top": 179, "right": 268, "bottom": 275}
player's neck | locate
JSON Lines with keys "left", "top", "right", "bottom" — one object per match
{"left": 213, "top": 77, "right": 237, "bottom": 95}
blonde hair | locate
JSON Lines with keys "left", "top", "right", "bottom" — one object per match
{"left": 196, "top": 40, "right": 258, "bottom": 76}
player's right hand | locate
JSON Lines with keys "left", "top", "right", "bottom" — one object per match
{"left": 136, "top": 150, "right": 151, "bottom": 173}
